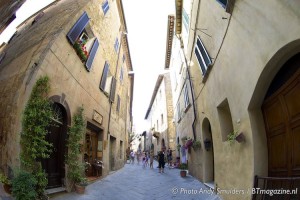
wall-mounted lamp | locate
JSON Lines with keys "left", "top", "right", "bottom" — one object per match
{"left": 204, "top": 139, "right": 212, "bottom": 151}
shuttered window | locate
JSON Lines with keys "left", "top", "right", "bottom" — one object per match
{"left": 120, "top": 66, "right": 124, "bottom": 82}
{"left": 117, "top": 95, "right": 120, "bottom": 112}
{"left": 216, "top": 0, "right": 227, "bottom": 8}
{"left": 110, "top": 77, "right": 116, "bottom": 102}
{"left": 102, "top": 0, "right": 109, "bottom": 15}
{"left": 67, "top": 12, "right": 89, "bottom": 45}
{"left": 184, "top": 83, "right": 190, "bottom": 108}
{"left": 100, "top": 62, "right": 109, "bottom": 90}
{"left": 85, "top": 38, "right": 99, "bottom": 71}
{"left": 114, "top": 38, "right": 119, "bottom": 52}
{"left": 194, "top": 36, "right": 212, "bottom": 76}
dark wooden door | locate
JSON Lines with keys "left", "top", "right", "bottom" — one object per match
{"left": 262, "top": 69, "right": 300, "bottom": 177}
{"left": 42, "top": 121, "right": 64, "bottom": 188}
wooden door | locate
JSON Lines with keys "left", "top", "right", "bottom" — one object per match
{"left": 262, "top": 69, "right": 300, "bottom": 177}
{"left": 84, "top": 130, "right": 98, "bottom": 177}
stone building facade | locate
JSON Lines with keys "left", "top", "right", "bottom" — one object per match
{"left": 0, "top": 0, "right": 133, "bottom": 191}
{"left": 145, "top": 73, "right": 176, "bottom": 156}
{"left": 173, "top": 0, "right": 300, "bottom": 199}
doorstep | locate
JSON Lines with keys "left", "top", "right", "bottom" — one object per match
{"left": 45, "top": 187, "right": 66, "bottom": 195}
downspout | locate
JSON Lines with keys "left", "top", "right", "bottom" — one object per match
{"left": 176, "top": 0, "right": 201, "bottom": 141}
{"left": 189, "top": 0, "right": 201, "bottom": 141}
{"left": 107, "top": 32, "right": 124, "bottom": 139}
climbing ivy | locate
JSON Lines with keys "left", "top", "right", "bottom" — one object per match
{"left": 19, "top": 76, "right": 53, "bottom": 199}
{"left": 66, "top": 107, "right": 86, "bottom": 184}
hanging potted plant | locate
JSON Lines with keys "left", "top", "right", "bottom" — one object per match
{"left": 185, "top": 138, "right": 193, "bottom": 149}
{"left": 227, "top": 130, "right": 245, "bottom": 145}
{"left": 192, "top": 140, "right": 201, "bottom": 150}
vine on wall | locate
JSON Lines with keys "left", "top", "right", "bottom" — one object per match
{"left": 18, "top": 76, "right": 54, "bottom": 199}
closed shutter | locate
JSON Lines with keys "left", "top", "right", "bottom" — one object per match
{"left": 85, "top": 38, "right": 99, "bottom": 71}
{"left": 110, "top": 77, "right": 116, "bottom": 102}
{"left": 100, "top": 62, "right": 109, "bottom": 90}
{"left": 67, "top": 12, "right": 89, "bottom": 45}
{"left": 117, "top": 95, "right": 120, "bottom": 112}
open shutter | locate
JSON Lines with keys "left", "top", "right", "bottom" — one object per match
{"left": 109, "top": 77, "right": 116, "bottom": 102}
{"left": 100, "top": 62, "right": 109, "bottom": 90}
{"left": 67, "top": 12, "right": 89, "bottom": 45}
{"left": 85, "top": 38, "right": 99, "bottom": 71}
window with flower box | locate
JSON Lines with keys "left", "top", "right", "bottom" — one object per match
{"left": 67, "top": 12, "right": 99, "bottom": 71}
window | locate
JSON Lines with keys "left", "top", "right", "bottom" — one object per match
{"left": 161, "top": 114, "right": 164, "bottom": 125}
{"left": 122, "top": 54, "right": 126, "bottom": 63}
{"left": 182, "top": 8, "right": 189, "bottom": 32}
{"left": 177, "top": 104, "right": 181, "bottom": 122}
{"left": 117, "top": 95, "right": 121, "bottom": 112}
{"left": 67, "top": 12, "right": 99, "bottom": 71}
{"left": 102, "top": 0, "right": 109, "bottom": 15}
{"left": 216, "top": 0, "right": 227, "bottom": 8}
{"left": 184, "top": 83, "right": 190, "bottom": 108}
{"left": 114, "top": 38, "right": 119, "bottom": 52}
{"left": 100, "top": 61, "right": 113, "bottom": 97}
{"left": 195, "top": 36, "right": 212, "bottom": 76}
{"left": 120, "top": 66, "right": 124, "bottom": 82}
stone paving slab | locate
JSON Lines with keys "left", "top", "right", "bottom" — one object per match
{"left": 51, "top": 161, "right": 222, "bottom": 200}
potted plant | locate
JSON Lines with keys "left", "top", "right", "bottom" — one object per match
{"left": 192, "top": 140, "right": 201, "bottom": 149}
{"left": 11, "top": 170, "right": 37, "bottom": 200}
{"left": 176, "top": 144, "right": 181, "bottom": 151}
{"left": 227, "top": 130, "right": 245, "bottom": 145}
{"left": 0, "top": 172, "right": 12, "bottom": 194}
{"left": 185, "top": 138, "right": 193, "bottom": 149}
{"left": 65, "top": 107, "right": 87, "bottom": 194}
{"left": 179, "top": 163, "right": 188, "bottom": 177}
{"left": 74, "top": 177, "right": 88, "bottom": 194}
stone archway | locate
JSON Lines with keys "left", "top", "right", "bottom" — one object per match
{"left": 202, "top": 118, "right": 214, "bottom": 185}
{"left": 248, "top": 39, "right": 300, "bottom": 177}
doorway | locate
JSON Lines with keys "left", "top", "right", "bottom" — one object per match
{"left": 202, "top": 118, "right": 215, "bottom": 187}
{"left": 262, "top": 53, "right": 300, "bottom": 177}
{"left": 109, "top": 136, "right": 116, "bottom": 171}
{"left": 42, "top": 103, "right": 67, "bottom": 189}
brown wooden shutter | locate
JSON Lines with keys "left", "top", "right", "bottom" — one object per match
{"left": 110, "top": 77, "right": 116, "bottom": 102}
{"left": 67, "top": 12, "right": 89, "bottom": 45}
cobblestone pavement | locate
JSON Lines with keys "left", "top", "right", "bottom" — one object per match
{"left": 51, "top": 161, "right": 221, "bottom": 200}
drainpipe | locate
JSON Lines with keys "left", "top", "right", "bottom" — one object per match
{"left": 107, "top": 31, "right": 125, "bottom": 139}
{"left": 176, "top": 0, "right": 202, "bottom": 141}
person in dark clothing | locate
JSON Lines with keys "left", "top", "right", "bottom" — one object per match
{"left": 158, "top": 151, "right": 165, "bottom": 173}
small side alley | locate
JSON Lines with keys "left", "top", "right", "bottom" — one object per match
{"left": 50, "top": 161, "right": 221, "bottom": 200}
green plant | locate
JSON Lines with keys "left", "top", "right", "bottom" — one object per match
{"left": 20, "top": 76, "right": 53, "bottom": 198}
{"left": 66, "top": 107, "right": 86, "bottom": 185}
{"left": 181, "top": 136, "right": 187, "bottom": 141}
{"left": 192, "top": 140, "right": 201, "bottom": 149}
{"left": 227, "top": 130, "right": 239, "bottom": 145}
{"left": 176, "top": 144, "right": 181, "bottom": 150}
{"left": 0, "top": 173, "right": 11, "bottom": 185}
{"left": 11, "top": 170, "right": 37, "bottom": 200}
{"left": 179, "top": 163, "right": 188, "bottom": 170}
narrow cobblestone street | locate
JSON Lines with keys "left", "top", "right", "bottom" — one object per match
{"left": 51, "top": 161, "right": 221, "bottom": 200}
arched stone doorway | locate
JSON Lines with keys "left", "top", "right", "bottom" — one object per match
{"left": 262, "top": 53, "right": 300, "bottom": 177}
{"left": 42, "top": 102, "right": 69, "bottom": 188}
{"left": 248, "top": 40, "right": 300, "bottom": 177}
{"left": 202, "top": 118, "right": 214, "bottom": 185}
{"left": 41, "top": 94, "right": 70, "bottom": 189}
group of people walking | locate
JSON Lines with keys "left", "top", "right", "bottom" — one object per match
{"left": 128, "top": 148, "right": 174, "bottom": 173}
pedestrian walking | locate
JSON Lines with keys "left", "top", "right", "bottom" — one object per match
{"left": 130, "top": 151, "right": 135, "bottom": 164}
{"left": 149, "top": 149, "right": 154, "bottom": 169}
{"left": 167, "top": 148, "right": 173, "bottom": 168}
{"left": 158, "top": 151, "right": 165, "bottom": 173}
